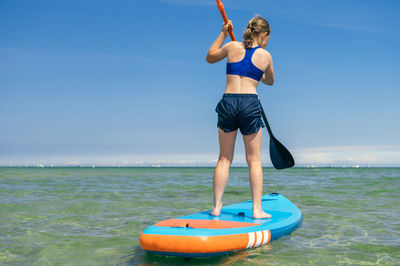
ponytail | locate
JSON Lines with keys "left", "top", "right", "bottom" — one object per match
{"left": 243, "top": 16, "right": 271, "bottom": 48}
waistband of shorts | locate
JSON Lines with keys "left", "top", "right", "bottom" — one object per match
{"left": 223, "top": 93, "right": 258, "bottom": 98}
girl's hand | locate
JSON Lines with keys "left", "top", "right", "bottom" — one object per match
{"left": 221, "top": 20, "right": 233, "bottom": 36}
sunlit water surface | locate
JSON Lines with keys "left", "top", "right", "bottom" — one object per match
{"left": 0, "top": 167, "right": 399, "bottom": 265}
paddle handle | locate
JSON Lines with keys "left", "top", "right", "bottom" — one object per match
{"left": 216, "top": 0, "right": 236, "bottom": 41}
{"left": 260, "top": 104, "right": 274, "bottom": 138}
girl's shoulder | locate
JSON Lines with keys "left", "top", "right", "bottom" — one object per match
{"left": 224, "top": 41, "right": 244, "bottom": 51}
{"left": 254, "top": 48, "right": 271, "bottom": 59}
{"left": 227, "top": 42, "right": 270, "bottom": 56}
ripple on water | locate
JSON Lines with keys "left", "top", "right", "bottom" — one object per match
{"left": 0, "top": 167, "right": 399, "bottom": 265}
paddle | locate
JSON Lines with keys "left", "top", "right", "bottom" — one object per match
{"left": 216, "top": 0, "right": 235, "bottom": 41}
{"left": 260, "top": 106, "right": 295, "bottom": 169}
{"left": 215, "top": 0, "right": 295, "bottom": 170}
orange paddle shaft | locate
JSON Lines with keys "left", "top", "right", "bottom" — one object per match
{"left": 216, "top": 0, "right": 236, "bottom": 41}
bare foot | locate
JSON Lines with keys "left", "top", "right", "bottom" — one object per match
{"left": 253, "top": 209, "right": 272, "bottom": 219}
{"left": 209, "top": 203, "right": 222, "bottom": 216}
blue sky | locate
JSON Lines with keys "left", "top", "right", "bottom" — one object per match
{"left": 1, "top": 0, "right": 399, "bottom": 166}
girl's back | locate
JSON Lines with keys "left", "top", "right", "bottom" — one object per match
{"left": 225, "top": 41, "right": 272, "bottom": 94}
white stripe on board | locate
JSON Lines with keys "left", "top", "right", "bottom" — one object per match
{"left": 255, "top": 231, "right": 263, "bottom": 247}
{"left": 247, "top": 230, "right": 271, "bottom": 248}
{"left": 262, "top": 230, "right": 270, "bottom": 245}
{"left": 246, "top": 232, "right": 255, "bottom": 248}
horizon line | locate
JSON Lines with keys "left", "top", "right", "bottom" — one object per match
{"left": 1, "top": 164, "right": 399, "bottom": 168}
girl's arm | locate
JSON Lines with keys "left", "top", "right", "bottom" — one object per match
{"left": 261, "top": 55, "right": 275, "bottom": 85}
{"left": 206, "top": 21, "right": 232, "bottom": 64}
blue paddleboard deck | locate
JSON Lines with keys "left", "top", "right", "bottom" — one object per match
{"left": 140, "top": 193, "right": 302, "bottom": 257}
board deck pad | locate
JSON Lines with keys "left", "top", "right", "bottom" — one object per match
{"left": 140, "top": 193, "right": 302, "bottom": 257}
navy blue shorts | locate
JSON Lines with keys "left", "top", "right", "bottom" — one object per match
{"left": 215, "top": 93, "right": 265, "bottom": 135}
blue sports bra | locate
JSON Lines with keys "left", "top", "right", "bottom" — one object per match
{"left": 226, "top": 46, "right": 264, "bottom": 81}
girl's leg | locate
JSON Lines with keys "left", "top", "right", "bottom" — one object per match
{"left": 210, "top": 128, "right": 238, "bottom": 216}
{"left": 243, "top": 128, "right": 271, "bottom": 218}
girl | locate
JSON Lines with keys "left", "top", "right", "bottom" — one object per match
{"left": 206, "top": 16, "right": 274, "bottom": 219}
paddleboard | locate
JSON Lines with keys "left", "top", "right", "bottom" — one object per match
{"left": 140, "top": 192, "right": 302, "bottom": 257}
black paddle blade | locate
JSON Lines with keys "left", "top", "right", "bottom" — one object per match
{"left": 269, "top": 136, "right": 295, "bottom": 170}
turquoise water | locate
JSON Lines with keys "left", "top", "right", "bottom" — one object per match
{"left": 0, "top": 167, "right": 399, "bottom": 265}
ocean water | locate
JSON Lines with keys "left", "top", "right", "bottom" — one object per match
{"left": 0, "top": 167, "right": 399, "bottom": 265}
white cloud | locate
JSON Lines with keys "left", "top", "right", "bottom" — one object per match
{"left": 293, "top": 145, "right": 400, "bottom": 166}
{"left": 1, "top": 145, "right": 399, "bottom": 166}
